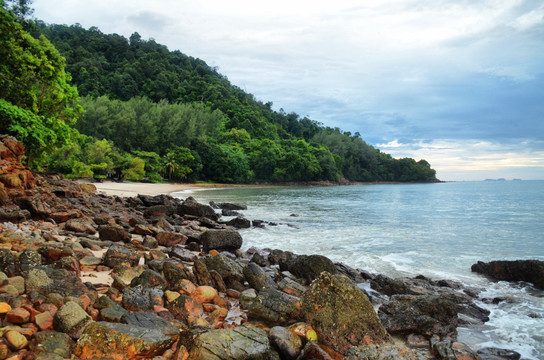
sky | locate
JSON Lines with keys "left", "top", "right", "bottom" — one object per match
{"left": 32, "top": 0, "right": 544, "bottom": 181}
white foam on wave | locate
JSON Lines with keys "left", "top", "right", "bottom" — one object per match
{"left": 458, "top": 281, "right": 544, "bottom": 360}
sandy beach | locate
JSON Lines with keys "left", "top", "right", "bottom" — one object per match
{"left": 85, "top": 180, "right": 235, "bottom": 198}
{"left": 86, "top": 180, "right": 278, "bottom": 198}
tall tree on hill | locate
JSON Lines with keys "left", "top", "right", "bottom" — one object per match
{"left": 0, "top": 0, "right": 82, "bottom": 168}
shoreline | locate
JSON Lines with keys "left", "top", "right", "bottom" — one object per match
{"left": 88, "top": 179, "right": 444, "bottom": 198}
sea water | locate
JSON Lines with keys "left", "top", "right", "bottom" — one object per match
{"left": 176, "top": 181, "right": 544, "bottom": 359}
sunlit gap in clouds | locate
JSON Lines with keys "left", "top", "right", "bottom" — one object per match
{"left": 376, "top": 139, "right": 544, "bottom": 181}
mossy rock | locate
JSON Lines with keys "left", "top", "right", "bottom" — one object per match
{"left": 301, "top": 272, "right": 389, "bottom": 355}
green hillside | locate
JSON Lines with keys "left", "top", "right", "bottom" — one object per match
{"left": 1, "top": 1, "right": 437, "bottom": 183}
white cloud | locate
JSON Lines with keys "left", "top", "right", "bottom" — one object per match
{"left": 31, "top": 0, "right": 544, "bottom": 180}
{"left": 375, "top": 139, "right": 544, "bottom": 181}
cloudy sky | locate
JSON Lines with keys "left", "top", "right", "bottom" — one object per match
{"left": 33, "top": 0, "right": 544, "bottom": 180}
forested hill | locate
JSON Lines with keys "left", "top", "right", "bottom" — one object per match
{"left": 36, "top": 22, "right": 438, "bottom": 183}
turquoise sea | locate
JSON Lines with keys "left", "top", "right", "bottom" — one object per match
{"left": 177, "top": 181, "right": 544, "bottom": 359}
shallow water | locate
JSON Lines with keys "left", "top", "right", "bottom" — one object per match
{"left": 176, "top": 181, "right": 544, "bottom": 359}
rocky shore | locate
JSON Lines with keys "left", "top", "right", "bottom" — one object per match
{"left": 0, "top": 135, "right": 531, "bottom": 360}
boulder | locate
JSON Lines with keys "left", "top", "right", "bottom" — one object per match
{"left": 130, "top": 269, "right": 168, "bottom": 290}
{"left": 301, "top": 272, "right": 389, "bottom": 355}
{"left": 345, "top": 344, "right": 426, "bottom": 360}
{"left": 201, "top": 229, "right": 243, "bottom": 252}
{"left": 33, "top": 331, "right": 75, "bottom": 358}
{"left": 75, "top": 321, "right": 177, "bottom": 359}
{"left": 156, "top": 231, "right": 188, "bottom": 247}
{"left": 65, "top": 218, "right": 97, "bottom": 235}
{"left": 169, "top": 246, "right": 198, "bottom": 262}
{"left": 188, "top": 325, "right": 273, "bottom": 359}
{"left": 430, "top": 336, "right": 481, "bottom": 360}
{"left": 280, "top": 254, "right": 337, "bottom": 283}
{"left": 477, "top": 347, "right": 521, "bottom": 360}
{"left": 103, "top": 244, "right": 140, "bottom": 268}
{"left": 244, "top": 262, "right": 276, "bottom": 291}
{"left": 203, "top": 254, "right": 244, "bottom": 283}
{"left": 226, "top": 216, "right": 251, "bottom": 229}
{"left": 178, "top": 197, "right": 218, "bottom": 220}
{"left": 53, "top": 301, "right": 93, "bottom": 339}
{"left": 122, "top": 285, "right": 163, "bottom": 312}
{"left": 378, "top": 294, "right": 458, "bottom": 338}
{"left": 210, "top": 201, "right": 247, "bottom": 210}
{"left": 370, "top": 274, "right": 412, "bottom": 296}
{"left": 471, "top": 260, "right": 544, "bottom": 290}
{"left": 269, "top": 326, "right": 303, "bottom": 360}
{"left": 245, "top": 287, "right": 303, "bottom": 325}
{"left": 99, "top": 224, "right": 131, "bottom": 242}
{"left": 121, "top": 312, "right": 180, "bottom": 337}
{"left": 163, "top": 260, "right": 196, "bottom": 289}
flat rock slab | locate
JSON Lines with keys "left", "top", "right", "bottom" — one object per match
{"left": 75, "top": 321, "right": 177, "bottom": 359}
{"left": 188, "top": 325, "right": 272, "bottom": 360}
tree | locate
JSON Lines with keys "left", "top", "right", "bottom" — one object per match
{"left": 163, "top": 146, "right": 194, "bottom": 180}
{"left": 0, "top": 2, "right": 82, "bottom": 168}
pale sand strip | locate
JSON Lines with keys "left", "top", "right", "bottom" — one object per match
{"left": 86, "top": 180, "right": 267, "bottom": 198}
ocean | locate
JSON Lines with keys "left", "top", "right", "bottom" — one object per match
{"left": 176, "top": 180, "right": 544, "bottom": 359}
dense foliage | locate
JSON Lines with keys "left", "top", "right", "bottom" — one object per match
{"left": 0, "top": 1, "right": 82, "bottom": 168}
{"left": 1, "top": 7, "right": 437, "bottom": 183}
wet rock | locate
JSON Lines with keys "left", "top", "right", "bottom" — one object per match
{"left": 280, "top": 254, "right": 337, "bottom": 283}
{"left": 53, "top": 301, "right": 93, "bottom": 339}
{"left": 203, "top": 254, "right": 244, "bottom": 284}
{"left": 191, "top": 285, "right": 218, "bottom": 304}
{"left": 188, "top": 325, "right": 272, "bottom": 359}
{"left": 212, "top": 201, "right": 247, "bottom": 211}
{"left": 430, "top": 336, "right": 481, "bottom": 360}
{"left": 345, "top": 344, "right": 425, "bottom": 360}
{"left": 269, "top": 326, "right": 302, "bottom": 360}
{"left": 477, "top": 347, "right": 521, "bottom": 360}
{"left": 277, "top": 277, "right": 307, "bottom": 297}
{"left": 131, "top": 269, "right": 168, "bottom": 290}
{"left": 6, "top": 307, "right": 30, "bottom": 324}
{"left": 179, "top": 197, "right": 218, "bottom": 220}
{"left": 193, "top": 258, "right": 212, "bottom": 286}
{"left": 244, "top": 262, "right": 276, "bottom": 291}
{"left": 98, "top": 224, "right": 131, "bottom": 243}
{"left": 378, "top": 294, "right": 458, "bottom": 338}
{"left": 122, "top": 285, "right": 163, "bottom": 312}
{"left": 222, "top": 208, "right": 240, "bottom": 216}
{"left": 370, "top": 274, "right": 413, "bottom": 296}
{"left": 18, "top": 248, "right": 42, "bottom": 271}
{"left": 111, "top": 265, "right": 144, "bottom": 290}
{"left": 471, "top": 260, "right": 544, "bottom": 290}
{"left": 103, "top": 244, "right": 140, "bottom": 268}
{"left": 169, "top": 246, "right": 198, "bottom": 262}
{"left": 142, "top": 235, "right": 158, "bottom": 249}
{"left": 5, "top": 329, "right": 28, "bottom": 350}
{"left": 33, "top": 331, "right": 74, "bottom": 358}
{"left": 15, "top": 194, "right": 50, "bottom": 218}
{"left": 246, "top": 287, "right": 303, "bottom": 325}
{"left": 75, "top": 321, "right": 177, "bottom": 359}
{"left": 121, "top": 312, "right": 180, "bottom": 337}
{"left": 65, "top": 218, "right": 97, "bottom": 235}
{"left": 163, "top": 261, "right": 196, "bottom": 290}
{"left": 0, "top": 205, "right": 30, "bottom": 222}
{"left": 296, "top": 341, "right": 342, "bottom": 360}
{"left": 138, "top": 194, "right": 179, "bottom": 207}
{"left": 301, "top": 272, "right": 389, "bottom": 355}
{"left": 168, "top": 294, "right": 204, "bottom": 322}
{"left": 0, "top": 249, "right": 17, "bottom": 276}
{"left": 156, "top": 231, "right": 188, "bottom": 247}
{"left": 144, "top": 204, "right": 176, "bottom": 219}
{"left": 226, "top": 216, "right": 251, "bottom": 229}
{"left": 201, "top": 229, "right": 243, "bottom": 252}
